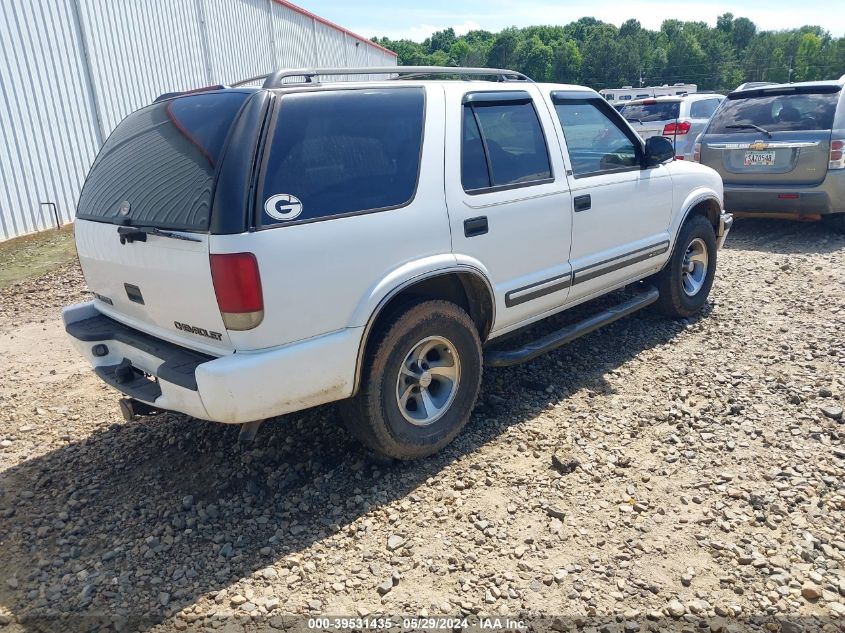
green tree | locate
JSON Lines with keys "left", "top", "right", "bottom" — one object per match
{"left": 487, "top": 27, "right": 521, "bottom": 69}
{"left": 516, "top": 35, "right": 553, "bottom": 81}
{"left": 551, "top": 39, "right": 582, "bottom": 83}
{"left": 795, "top": 32, "right": 823, "bottom": 81}
{"left": 428, "top": 28, "right": 456, "bottom": 54}
{"left": 732, "top": 17, "right": 756, "bottom": 52}
{"left": 448, "top": 40, "right": 472, "bottom": 66}
{"left": 581, "top": 24, "right": 623, "bottom": 88}
{"left": 372, "top": 15, "right": 845, "bottom": 93}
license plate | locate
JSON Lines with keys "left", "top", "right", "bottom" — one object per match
{"left": 744, "top": 150, "right": 775, "bottom": 166}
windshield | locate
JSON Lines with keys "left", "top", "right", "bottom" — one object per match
{"left": 619, "top": 102, "right": 681, "bottom": 122}
{"left": 77, "top": 91, "right": 249, "bottom": 231}
{"left": 707, "top": 89, "right": 839, "bottom": 134}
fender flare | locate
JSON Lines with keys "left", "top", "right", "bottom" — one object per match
{"left": 672, "top": 188, "right": 723, "bottom": 247}
{"left": 350, "top": 261, "right": 495, "bottom": 395}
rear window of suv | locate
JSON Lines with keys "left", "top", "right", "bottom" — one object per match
{"left": 619, "top": 101, "right": 680, "bottom": 122}
{"left": 77, "top": 91, "right": 249, "bottom": 231}
{"left": 707, "top": 88, "right": 840, "bottom": 133}
{"left": 258, "top": 88, "right": 425, "bottom": 226}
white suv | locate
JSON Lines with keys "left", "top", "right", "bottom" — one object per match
{"left": 63, "top": 66, "right": 732, "bottom": 460}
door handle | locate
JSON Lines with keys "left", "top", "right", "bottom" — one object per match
{"left": 574, "top": 195, "right": 591, "bottom": 212}
{"left": 464, "top": 216, "right": 488, "bottom": 237}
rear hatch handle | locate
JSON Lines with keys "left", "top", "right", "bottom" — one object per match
{"left": 117, "top": 225, "right": 202, "bottom": 245}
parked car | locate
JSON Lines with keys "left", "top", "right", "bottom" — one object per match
{"left": 619, "top": 94, "right": 725, "bottom": 161}
{"left": 695, "top": 77, "right": 845, "bottom": 233}
{"left": 63, "top": 66, "right": 732, "bottom": 460}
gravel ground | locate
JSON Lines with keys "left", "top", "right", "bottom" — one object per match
{"left": 0, "top": 220, "right": 843, "bottom": 633}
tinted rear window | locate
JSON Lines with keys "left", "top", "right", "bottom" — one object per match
{"left": 258, "top": 88, "right": 424, "bottom": 226}
{"left": 619, "top": 102, "right": 680, "bottom": 122}
{"left": 77, "top": 91, "right": 248, "bottom": 230}
{"left": 708, "top": 90, "right": 840, "bottom": 133}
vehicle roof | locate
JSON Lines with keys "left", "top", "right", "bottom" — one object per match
{"left": 156, "top": 80, "right": 600, "bottom": 105}
{"left": 268, "top": 80, "right": 595, "bottom": 93}
{"left": 730, "top": 78, "right": 845, "bottom": 96}
{"left": 622, "top": 93, "right": 723, "bottom": 106}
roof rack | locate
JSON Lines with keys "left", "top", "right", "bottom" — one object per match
{"left": 230, "top": 66, "right": 532, "bottom": 89}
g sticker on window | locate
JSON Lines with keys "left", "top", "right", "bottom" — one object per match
{"left": 264, "top": 194, "right": 303, "bottom": 221}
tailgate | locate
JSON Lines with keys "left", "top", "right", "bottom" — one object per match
{"left": 76, "top": 219, "right": 234, "bottom": 354}
{"left": 702, "top": 132, "right": 830, "bottom": 185}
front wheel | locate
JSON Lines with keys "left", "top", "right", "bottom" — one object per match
{"left": 652, "top": 214, "right": 717, "bottom": 318}
{"left": 340, "top": 300, "right": 483, "bottom": 461}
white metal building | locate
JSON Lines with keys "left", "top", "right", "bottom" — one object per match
{"left": 0, "top": 0, "right": 397, "bottom": 240}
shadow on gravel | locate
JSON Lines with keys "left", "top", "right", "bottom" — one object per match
{"left": 0, "top": 295, "right": 704, "bottom": 632}
{"left": 724, "top": 217, "right": 845, "bottom": 254}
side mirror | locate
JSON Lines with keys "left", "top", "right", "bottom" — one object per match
{"left": 644, "top": 136, "right": 675, "bottom": 167}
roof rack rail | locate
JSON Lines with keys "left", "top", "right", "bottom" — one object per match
{"left": 230, "top": 66, "right": 532, "bottom": 89}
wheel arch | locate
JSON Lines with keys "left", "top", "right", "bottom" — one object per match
{"left": 351, "top": 266, "right": 495, "bottom": 395}
{"left": 674, "top": 190, "right": 722, "bottom": 244}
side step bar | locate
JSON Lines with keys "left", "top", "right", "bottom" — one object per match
{"left": 484, "top": 286, "right": 660, "bottom": 367}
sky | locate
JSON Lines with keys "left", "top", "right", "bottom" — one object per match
{"left": 300, "top": 0, "right": 845, "bottom": 42}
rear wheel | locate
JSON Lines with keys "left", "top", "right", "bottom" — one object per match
{"left": 653, "top": 214, "right": 717, "bottom": 318}
{"left": 822, "top": 213, "right": 845, "bottom": 235}
{"left": 340, "top": 300, "right": 483, "bottom": 461}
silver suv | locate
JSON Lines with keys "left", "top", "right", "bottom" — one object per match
{"left": 619, "top": 94, "right": 724, "bottom": 161}
{"left": 696, "top": 77, "right": 845, "bottom": 233}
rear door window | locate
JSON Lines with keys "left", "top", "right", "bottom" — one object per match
{"left": 619, "top": 102, "right": 680, "bottom": 122}
{"left": 708, "top": 89, "right": 840, "bottom": 133}
{"left": 258, "top": 88, "right": 424, "bottom": 226}
{"left": 77, "top": 91, "right": 249, "bottom": 231}
{"left": 461, "top": 93, "right": 552, "bottom": 193}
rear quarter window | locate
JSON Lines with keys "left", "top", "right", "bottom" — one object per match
{"left": 708, "top": 90, "right": 840, "bottom": 133}
{"left": 689, "top": 98, "right": 721, "bottom": 119}
{"left": 258, "top": 88, "right": 425, "bottom": 226}
{"left": 77, "top": 91, "right": 249, "bottom": 231}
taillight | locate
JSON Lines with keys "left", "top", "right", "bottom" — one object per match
{"left": 830, "top": 139, "right": 844, "bottom": 169}
{"left": 662, "top": 120, "right": 691, "bottom": 135}
{"left": 693, "top": 142, "right": 701, "bottom": 162}
{"left": 210, "top": 253, "right": 264, "bottom": 330}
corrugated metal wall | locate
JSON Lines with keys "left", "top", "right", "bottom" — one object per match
{"left": 0, "top": 0, "right": 396, "bottom": 240}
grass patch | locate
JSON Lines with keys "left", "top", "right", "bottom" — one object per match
{"left": 0, "top": 225, "right": 77, "bottom": 289}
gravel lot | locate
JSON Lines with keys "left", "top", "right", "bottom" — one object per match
{"left": 0, "top": 220, "right": 843, "bottom": 633}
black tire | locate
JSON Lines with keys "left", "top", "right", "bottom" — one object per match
{"left": 339, "top": 300, "right": 483, "bottom": 461}
{"left": 822, "top": 213, "right": 845, "bottom": 234}
{"left": 653, "top": 214, "right": 717, "bottom": 318}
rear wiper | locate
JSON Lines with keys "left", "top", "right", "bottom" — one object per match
{"left": 117, "top": 225, "right": 202, "bottom": 244}
{"left": 725, "top": 123, "right": 772, "bottom": 138}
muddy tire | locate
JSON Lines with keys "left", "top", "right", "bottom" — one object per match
{"left": 339, "top": 300, "right": 483, "bottom": 461}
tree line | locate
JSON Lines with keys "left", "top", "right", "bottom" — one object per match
{"left": 372, "top": 14, "right": 845, "bottom": 91}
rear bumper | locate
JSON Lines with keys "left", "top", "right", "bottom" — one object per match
{"left": 723, "top": 182, "right": 844, "bottom": 216}
{"left": 62, "top": 302, "right": 361, "bottom": 424}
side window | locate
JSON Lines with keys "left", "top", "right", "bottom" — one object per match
{"left": 258, "top": 88, "right": 424, "bottom": 226}
{"left": 461, "top": 95, "right": 552, "bottom": 193}
{"left": 552, "top": 98, "right": 639, "bottom": 178}
{"left": 690, "top": 99, "right": 720, "bottom": 119}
